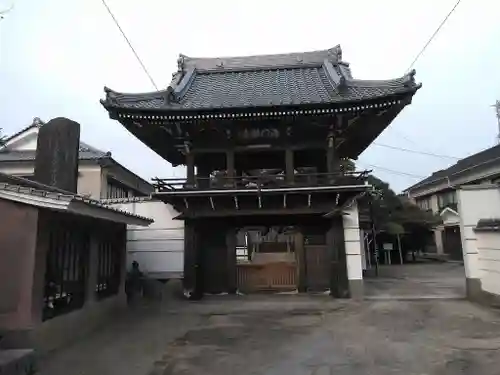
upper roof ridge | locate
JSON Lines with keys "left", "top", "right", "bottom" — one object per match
{"left": 177, "top": 45, "right": 344, "bottom": 72}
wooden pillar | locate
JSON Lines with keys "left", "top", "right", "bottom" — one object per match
{"left": 186, "top": 153, "right": 195, "bottom": 187}
{"left": 295, "top": 230, "right": 306, "bottom": 292}
{"left": 226, "top": 227, "right": 237, "bottom": 293}
{"left": 226, "top": 150, "right": 235, "bottom": 186}
{"left": 183, "top": 220, "right": 197, "bottom": 295}
{"left": 197, "top": 162, "right": 210, "bottom": 189}
{"left": 326, "top": 136, "right": 338, "bottom": 182}
{"left": 285, "top": 149, "right": 294, "bottom": 185}
{"left": 327, "top": 217, "right": 350, "bottom": 298}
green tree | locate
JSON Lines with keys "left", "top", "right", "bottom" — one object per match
{"left": 366, "top": 174, "right": 440, "bottom": 233}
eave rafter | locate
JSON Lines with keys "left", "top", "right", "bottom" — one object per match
{"left": 158, "top": 187, "right": 369, "bottom": 219}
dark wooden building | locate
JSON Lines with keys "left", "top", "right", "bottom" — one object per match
{"left": 101, "top": 45, "right": 420, "bottom": 298}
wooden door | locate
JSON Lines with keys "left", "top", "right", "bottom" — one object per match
{"left": 304, "top": 245, "right": 330, "bottom": 291}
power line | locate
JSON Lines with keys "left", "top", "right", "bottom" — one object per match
{"left": 373, "top": 142, "right": 459, "bottom": 160}
{"left": 357, "top": 162, "right": 426, "bottom": 179}
{"left": 0, "top": 0, "right": 16, "bottom": 20}
{"left": 100, "top": 0, "right": 158, "bottom": 91}
{"left": 406, "top": 0, "right": 462, "bottom": 72}
{"left": 386, "top": 126, "right": 444, "bottom": 156}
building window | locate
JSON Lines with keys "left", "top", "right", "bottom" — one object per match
{"left": 96, "top": 227, "right": 123, "bottom": 300}
{"left": 106, "top": 178, "right": 145, "bottom": 199}
{"left": 416, "top": 197, "right": 431, "bottom": 211}
{"left": 106, "top": 179, "right": 130, "bottom": 199}
{"left": 438, "top": 191, "right": 457, "bottom": 210}
{"left": 43, "top": 215, "right": 89, "bottom": 321}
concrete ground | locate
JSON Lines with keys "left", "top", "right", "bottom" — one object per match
{"left": 364, "top": 261, "right": 466, "bottom": 299}
{"left": 38, "top": 263, "right": 500, "bottom": 375}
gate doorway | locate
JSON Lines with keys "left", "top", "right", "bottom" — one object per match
{"left": 443, "top": 225, "right": 463, "bottom": 261}
{"left": 236, "top": 226, "right": 298, "bottom": 292}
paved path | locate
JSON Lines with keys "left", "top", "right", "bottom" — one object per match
{"left": 364, "top": 261, "right": 466, "bottom": 299}
{"left": 38, "top": 263, "right": 500, "bottom": 375}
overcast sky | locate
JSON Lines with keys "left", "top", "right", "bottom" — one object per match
{"left": 1, "top": 0, "right": 499, "bottom": 192}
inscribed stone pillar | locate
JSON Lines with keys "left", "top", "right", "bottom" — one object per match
{"left": 34, "top": 117, "right": 80, "bottom": 193}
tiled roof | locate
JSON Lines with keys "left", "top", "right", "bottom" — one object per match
{"left": 100, "top": 196, "right": 155, "bottom": 204}
{"left": 101, "top": 45, "right": 421, "bottom": 112}
{"left": 3, "top": 117, "right": 44, "bottom": 143}
{"left": 406, "top": 144, "right": 500, "bottom": 192}
{"left": 0, "top": 173, "right": 153, "bottom": 223}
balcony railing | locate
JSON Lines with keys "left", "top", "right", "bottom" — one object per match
{"left": 152, "top": 171, "right": 370, "bottom": 192}
{"left": 438, "top": 202, "right": 458, "bottom": 212}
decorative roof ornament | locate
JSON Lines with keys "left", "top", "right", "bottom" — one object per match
{"left": 177, "top": 54, "right": 186, "bottom": 72}
{"left": 330, "top": 45, "right": 342, "bottom": 62}
{"left": 32, "top": 117, "right": 44, "bottom": 127}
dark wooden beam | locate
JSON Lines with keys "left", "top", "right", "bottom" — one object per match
{"left": 295, "top": 230, "right": 307, "bottom": 292}
{"left": 226, "top": 150, "right": 235, "bottom": 186}
{"left": 176, "top": 207, "right": 330, "bottom": 219}
{"left": 328, "top": 216, "right": 350, "bottom": 298}
{"left": 226, "top": 227, "right": 237, "bottom": 293}
{"left": 285, "top": 149, "right": 294, "bottom": 185}
{"left": 186, "top": 152, "right": 195, "bottom": 187}
{"left": 183, "top": 220, "right": 196, "bottom": 294}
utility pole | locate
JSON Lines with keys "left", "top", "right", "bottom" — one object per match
{"left": 491, "top": 100, "right": 500, "bottom": 144}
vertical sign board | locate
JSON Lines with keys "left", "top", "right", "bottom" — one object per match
{"left": 34, "top": 117, "right": 81, "bottom": 193}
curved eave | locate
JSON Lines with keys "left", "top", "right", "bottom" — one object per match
{"left": 101, "top": 86, "right": 421, "bottom": 121}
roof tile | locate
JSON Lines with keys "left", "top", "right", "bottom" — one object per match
{"left": 101, "top": 46, "right": 420, "bottom": 112}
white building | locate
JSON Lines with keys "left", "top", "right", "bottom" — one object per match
{"left": 0, "top": 118, "right": 153, "bottom": 199}
{"left": 404, "top": 144, "right": 500, "bottom": 260}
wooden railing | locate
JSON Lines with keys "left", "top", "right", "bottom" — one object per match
{"left": 152, "top": 171, "right": 370, "bottom": 192}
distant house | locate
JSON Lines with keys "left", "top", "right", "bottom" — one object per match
{"left": 404, "top": 144, "right": 500, "bottom": 260}
{"left": 0, "top": 118, "right": 153, "bottom": 199}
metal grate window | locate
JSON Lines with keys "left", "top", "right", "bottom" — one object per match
{"left": 43, "top": 216, "right": 89, "bottom": 321}
{"left": 96, "top": 230, "right": 123, "bottom": 299}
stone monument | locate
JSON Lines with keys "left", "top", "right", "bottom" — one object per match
{"left": 34, "top": 117, "right": 80, "bottom": 193}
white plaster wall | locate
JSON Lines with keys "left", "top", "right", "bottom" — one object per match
{"left": 5, "top": 127, "right": 39, "bottom": 151}
{"left": 433, "top": 229, "right": 444, "bottom": 254}
{"left": 0, "top": 165, "right": 34, "bottom": 176}
{"left": 430, "top": 194, "right": 439, "bottom": 214}
{"left": 0, "top": 163, "right": 104, "bottom": 199}
{"left": 343, "top": 201, "right": 362, "bottom": 280}
{"left": 77, "top": 166, "right": 103, "bottom": 198}
{"left": 110, "top": 200, "right": 184, "bottom": 278}
{"left": 476, "top": 231, "right": 500, "bottom": 296}
{"left": 457, "top": 185, "right": 500, "bottom": 280}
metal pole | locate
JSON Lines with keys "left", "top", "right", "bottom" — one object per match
{"left": 368, "top": 196, "right": 379, "bottom": 276}
{"left": 397, "top": 233, "right": 403, "bottom": 265}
